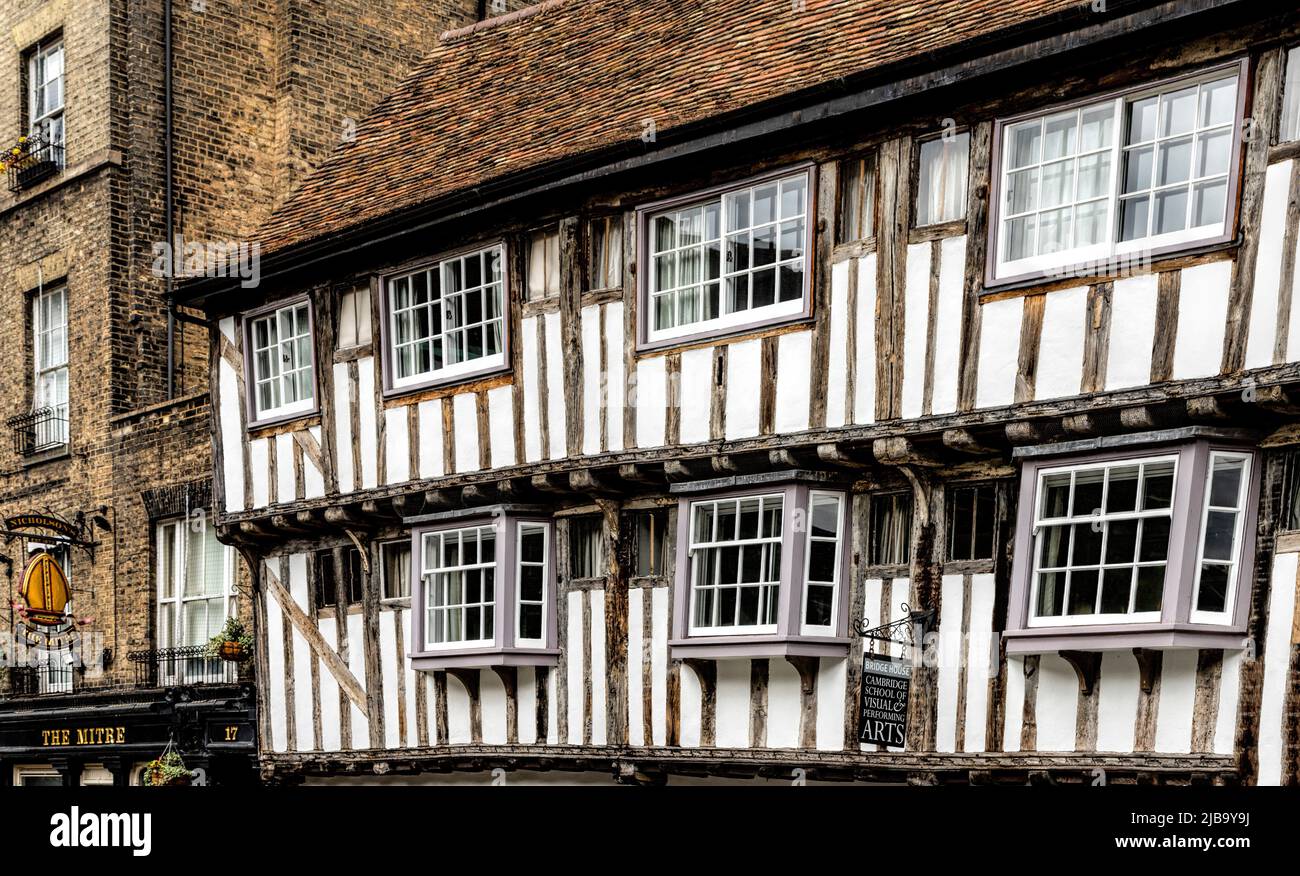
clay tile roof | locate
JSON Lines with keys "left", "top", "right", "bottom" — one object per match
{"left": 255, "top": 0, "right": 1087, "bottom": 257}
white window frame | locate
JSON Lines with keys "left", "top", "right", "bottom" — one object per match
{"left": 990, "top": 61, "right": 1247, "bottom": 285}
{"left": 1026, "top": 454, "right": 1178, "bottom": 628}
{"left": 28, "top": 39, "right": 64, "bottom": 151}
{"left": 1190, "top": 451, "right": 1252, "bottom": 624}
{"left": 686, "top": 493, "right": 784, "bottom": 637}
{"left": 799, "top": 491, "right": 845, "bottom": 637}
{"left": 32, "top": 284, "right": 68, "bottom": 448}
{"left": 639, "top": 166, "right": 814, "bottom": 349}
{"left": 385, "top": 242, "right": 508, "bottom": 391}
{"left": 14, "top": 765, "right": 63, "bottom": 786}
{"left": 516, "top": 522, "right": 548, "bottom": 647}
{"left": 154, "top": 516, "right": 235, "bottom": 651}
{"left": 247, "top": 299, "right": 315, "bottom": 423}
{"left": 420, "top": 524, "right": 498, "bottom": 650}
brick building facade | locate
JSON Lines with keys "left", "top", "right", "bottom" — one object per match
{"left": 0, "top": 0, "right": 508, "bottom": 787}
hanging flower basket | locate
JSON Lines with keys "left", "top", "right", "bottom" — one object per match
{"left": 142, "top": 750, "right": 191, "bottom": 787}
{"left": 217, "top": 640, "right": 246, "bottom": 661}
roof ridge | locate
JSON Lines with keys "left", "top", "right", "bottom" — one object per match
{"left": 440, "top": 0, "right": 572, "bottom": 43}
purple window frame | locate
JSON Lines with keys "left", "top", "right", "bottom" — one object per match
{"left": 407, "top": 507, "right": 559, "bottom": 671}
{"left": 669, "top": 478, "right": 852, "bottom": 659}
{"left": 985, "top": 58, "right": 1250, "bottom": 290}
{"left": 1005, "top": 436, "right": 1259, "bottom": 654}
{"left": 241, "top": 294, "right": 321, "bottom": 430}
{"left": 635, "top": 163, "right": 817, "bottom": 352}
{"left": 377, "top": 239, "right": 513, "bottom": 398}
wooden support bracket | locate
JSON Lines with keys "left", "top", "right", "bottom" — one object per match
{"left": 1059, "top": 650, "right": 1102, "bottom": 696}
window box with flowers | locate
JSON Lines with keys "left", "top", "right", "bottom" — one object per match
{"left": 3, "top": 134, "right": 63, "bottom": 192}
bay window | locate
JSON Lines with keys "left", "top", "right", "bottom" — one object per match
{"left": 407, "top": 507, "right": 557, "bottom": 669}
{"left": 384, "top": 242, "right": 507, "bottom": 391}
{"left": 638, "top": 166, "right": 813, "bottom": 348}
{"left": 1007, "top": 435, "right": 1258, "bottom": 653}
{"left": 990, "top": 61, "right": 1246, "bottom": 284}
{"left": 247, "top": 298, "right": 316, "bottom": 424}
{"left": 671, "top": 475, "right": 850, "bottom": 657}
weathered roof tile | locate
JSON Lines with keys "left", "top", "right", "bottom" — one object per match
{"left": 255, "top": 0, "right": 1085, "bottom": 256}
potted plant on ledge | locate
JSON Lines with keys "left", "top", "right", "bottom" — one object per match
{"left": 206, "top": 617, "right": 254, "bottom": 662}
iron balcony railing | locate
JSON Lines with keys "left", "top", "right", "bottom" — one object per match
{"left": 5, "top": 663, "right": 74, "bottom": 696}
{"left": 7, "top": 406, "right": 68, "bottom": 457}
{"left": 128, "top": 646, "right": 242, "bottom": 688}
{"left": 5, "top": 136, "right": 64, "bottom": 192}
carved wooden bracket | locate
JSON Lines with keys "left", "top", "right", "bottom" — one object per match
{"left": 682, "top": 657, "right": 717, "bottom": 691}
{"left": 1132, "top": 647, "right": 1162, "bottom": 694}
{"left": 1059, "top": 650, "right": 1102, "bottom": 696}
{"left": 784, "top": 655, "right": 818, "bottom": 695}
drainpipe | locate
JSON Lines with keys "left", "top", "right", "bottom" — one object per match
{"left": 164, "top": 0, "right": 176, "bottom": 399}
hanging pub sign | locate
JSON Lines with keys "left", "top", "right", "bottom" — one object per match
{"left": 13, "top": 549, "right": 87, "bottom": 648}
{"left": 20, "top": 551, "right": 71, "bottom": 627}
{"left": 6, "top": 511, "right": 96, "bottom": 648}
{"left": 858, "top": 654, "right": 911, "bottom": 747}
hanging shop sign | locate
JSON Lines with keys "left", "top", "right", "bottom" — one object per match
{"left": 858, "top": 654, "right": 911, "bottom": 747}
{"left": 4, "top": 513, "right": 80, "bottom": 540}
{"left": 857, "top": 603, "right": 932, "bottom": 748}
{"left": 13, "top": 549, "right": 89, "bottom": 648}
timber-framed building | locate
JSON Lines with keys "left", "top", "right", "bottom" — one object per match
{"left": 181, "top": 0, "right": 1300, "bottom": 786}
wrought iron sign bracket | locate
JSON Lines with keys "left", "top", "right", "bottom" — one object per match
{"left": 0, "top": 510, "right": 101, "bottom": 560}
{"left": 858, "top": 603, "right": 936, "bottom": 654}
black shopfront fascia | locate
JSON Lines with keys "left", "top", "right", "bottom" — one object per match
{"left": 0, "top": 684, "right": 257, "bottom": 787}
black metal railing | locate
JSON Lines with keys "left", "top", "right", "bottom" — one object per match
{"left": 5, "top": 136, "right": 63, "bottom": 192}
{"left": 128, "top": 646, "right": 241, "bottom": 688}
{"left": 7, "top": 406, "right": 67, "bottom": 457}
{"left": 5, "top": 664, "right": 74, "bottom": 696}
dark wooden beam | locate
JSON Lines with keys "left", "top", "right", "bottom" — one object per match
{"left": 816, "top": 442, "right": 871, "bottom": 469}
{"left": 940, "top": 428, "right": 1000, "bottom": 456}
{"left": 1119, "top": 406, "right": 1160, "bottom": 430}
{"left": 390, "top": 493, "right": 424, "bottom": 518}
{"left": 768, "top": 447, "right": 820, "bottom": 468}
{"left": 1061, "top": 414, "right": 1097, "bottom": 436}
{"left": 617, "top": 463, "right": 660, "bottom": 484}
{"left": 530, "top": 473, "right": 568, "bottom": 493}
{"left": 664, "top": 459, "right": 710, "bottom": 481}
{"left": 461, "top": 483, "right": 496, "bottom": 505}
{"left": 1186, "top": 396, "right": 1228, "bottom": 420}
{"left": 422, "top": 489, "right": 457, "bottom": 510}
{"left": 1005, "top": 421, "right": 1048, "bottom": 445}
{"left": 872, "top": 436, "right": 941, "bottom": 467}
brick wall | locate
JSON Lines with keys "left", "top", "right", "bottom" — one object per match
{"left": 0, "top": 0, "right": 483, "bottom": 689}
